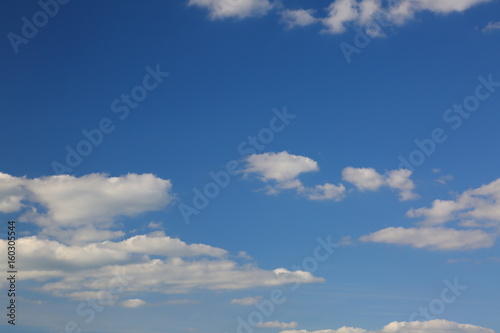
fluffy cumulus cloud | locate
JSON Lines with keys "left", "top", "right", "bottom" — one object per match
{"left": 304, "top": 183, "right": 347, "bottom": 201}
{"left": 342, "top": 167, "right": 418, "bottom": 201}
{"left": 188, "top": 0, "right": 274, "bottom": 19}
{"left": 280, "top": 9, "right": 319, "bottom": 29}
{"left": 244, "top": 151, "right": 319, "bottom": 183}
{"left": 243, "top": 152, "right": 346, "bottom": 201}
{"left": 0, "top": 233, "right": 322, "bottom": 300}
{"left": 0, "top": 172, "right": 173, "bottom": 243}
{"left": 280, "top": 319, "right": 494, "bottom": 333}
{"left": 342, "top": 167, "right": 385, "bottom": 191}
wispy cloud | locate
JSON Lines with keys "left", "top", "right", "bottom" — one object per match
{"left": 482, "top": 21, "right": 500, "bottom": 32}
{"left": 230, "top": 296, "right": 262, "bottom": 305}
{"left": 360, "top": 227, "right": 495, "bottom": 251}
{"left": 258, "top": 321, "right": 298, "bottom": 329}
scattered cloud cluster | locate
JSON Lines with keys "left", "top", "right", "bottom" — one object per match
{"left": 361, "top": 178, "right": 500, "bottom": 251}
{"left": 0, "top": 233, "right": 323, "bottom": 300}
{"left": 243, "top": 151, "right": 346, "bottom": 201}
{"left": 0, "top": 170, "right": 326, "bottom": 301}
{"left": 342, "top": 167, "right": 418, "bottom": 200}
{"left": 187, "top": 0, "right": 493, "bottom": 36}
{"left": 280, "top": 319, "right": 494, "bottom": 333}
{"left": 242, "top": 151, "right": 417, "bottom": 202}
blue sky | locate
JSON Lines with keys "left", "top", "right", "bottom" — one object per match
{"left": 1, "top": 1, "right": 500, "bottom": 333}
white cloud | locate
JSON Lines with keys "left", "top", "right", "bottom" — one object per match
{"left": 360, "top": 227, "right": 495, "bottom": 251}
{"left": 0, "top": 234, "right": 227, "bottom": 273}
{"left": 188, "top": 0, "right": 273, "bottom": 19}
{"left": 381, "top": 0, "right": 492, "bottom": 27}
{"left": 280, "top": 319, "right": 494, "bottom": 333}
{"left": 358, "top": 0, "right": 381, "bottom": 24}
{"left": 406, "top": 0, "right": 492, "bottom": 14}
{"left": 120, "top": 299, "right": 147, "bottom": 308}
{"left": 0, "top": 172, "right": 173, "bottom": 243}
{"left": 0, "top": 172, "right": 26, "bottom": 213}
{"left": 237, "top": 251, "right": 253, "bottom": 260}
{"left": 482, "top": 21, "right": 500, "bottom": 32}
{"left": 104, "top": 234, "right": 228, "bottom": 258}
{"left": 244, "top": 153, "right": 416, "bottom": 201}
{"left": 36, "top": 259, "right": 323, "bottom": 298}
{"left": 379, "top": 319, "right": 494, "bottom": 333}
{"left": 339, "top": 236, "right": 354, "bottom": 246}
{"left": 147, "top": 221, "right": 163, "bottom": 229}
{"left": 281, "top": 9, "right": 319, "bottom": 29}
{"left": 360, "top": 178, "right": 500, "bottom": 251}
{"left": 0, "top": 234, "right": 322, "bottom": 299}
{"left": 385, "top": 169, "right": 419, "bottom": 200}
{"left": 435, "top": 174, "right": 453, "bottom": 185}
{"left": 258, "top": 321, "right": 298, "bottom": 329}
{"left": 322, "top": 0, "right": 360, "bottom": 34}
{"left": 244, "top": 151, "right": 318, "bottom": 183}
{"left": 342, "top": 167, "right": 417, "bottom": 200}
{"left": 302, "top": 183, "right": 346, "bottom": 201}
{"left": 243, "top": 152, "right": 346, "bottom": 201}
{"left": 282, "top": 328, "right": 364, "bottom": 333}
{"left": 288, "top": 0, "right": 492, "bottom": 36}
{"left": 187, "top": 0, "right": 494, "bottom": 36}
{"left": 231, "top": 296, "right": 262, "bottom": 305}
{"left": 407, "top": 178, "right": 500, "bottom": 228}
{"left": 342, "top": 167, "right": 385, "bottom": 191}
